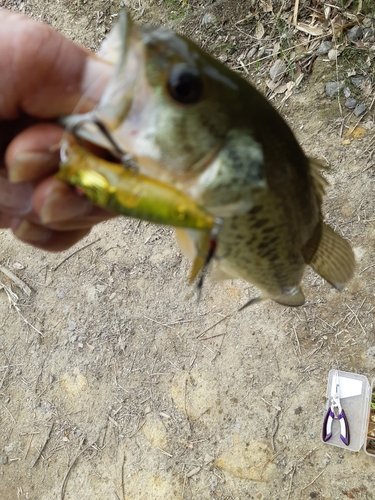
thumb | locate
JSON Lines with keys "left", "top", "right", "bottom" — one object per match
{"left": 0, "top": 9, "right": 112, "bottom": 119}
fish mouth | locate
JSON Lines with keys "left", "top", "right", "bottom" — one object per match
{"left": 62, "top": 11, "right": 145, "bottom": 153}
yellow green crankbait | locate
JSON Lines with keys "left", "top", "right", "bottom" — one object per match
{"left": 58, "top": 142, "right": 215, "bottom": 231}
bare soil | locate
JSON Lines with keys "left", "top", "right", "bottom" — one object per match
{"left": 1, "top": 1, "right": 375, "bottom": 499}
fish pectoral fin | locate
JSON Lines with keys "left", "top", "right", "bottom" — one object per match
{"left": 175, "top": 228, "right": 212, "bottom": 284}
{"left": 238, "top": 296, "right": 265, "bottom": 311}
{"left": 302, "top": 222, "right": 355, "bottom": 291}
{"left": 208, "top": 264, "right": 234, "bottom": 282}
{"left": 239, "top": 286, "right": 305, "bottom": 310}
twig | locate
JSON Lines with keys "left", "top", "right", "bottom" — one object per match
{"left": 53, "top": 238, "right": 101, "bottom": 272}
{"left": 300, "top": 468, "right": 325, "bottom": 491}
{"left": 0, "top": 265, "right": 31, "bottom": 296}
{"left": 121, "top": 453, "right": 126, "bottom": 500}
{"left": 0, "top": 400, "right": 15, "bottom": 422}
{"left": 345, "top": 303, "right": 367, "bottom": 336}
{"left": 292, "top": 326, "right": 302, "bottom": 355}
{"left": 60, "top": 439, "right": 96, "bottom": 500}
{"left": 286, "top": 465, "right": 296, "bottom": 500}
{"left": 195, "top": 314, "right": 231, "bottom": 339}
{"left": 144, "top": 316, "right": 173, "bottom": 329}
{"left": 32, "top": 423, "right": 54, "bottom": 468}
{"left": 293, "top": 0, "right": 300, "bottom": 25}
{"left": 271, "top": 408, "right": 280, "bottom": 451}
{"left": 199, "top": 331, "right": 228, "bottom": 341}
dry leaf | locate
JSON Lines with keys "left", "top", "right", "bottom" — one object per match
{"left": 296, "top": 22, "right": 324, "bottom": 36}
{"left": 255, "top": 21, "right": 265, "bottom": 40}
{"left": 269, "top": 59, "right": 287, "bottom": 82}
{"left": 260, "top": 0, "right": 273, "bottom": 13}
{"left": 362, "top": 80, "right": 372, "bottom": 96}
{"left": 344, "top": 126, "right": 367, "bottom": 140}
{"left": 274, "top": 83, "right": 288, "bottom": 94}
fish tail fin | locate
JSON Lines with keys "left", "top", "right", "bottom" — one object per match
{"left": 303, "top": 221, "right": 355, "bottom": 290}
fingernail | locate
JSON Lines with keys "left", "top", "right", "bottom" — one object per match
{"left": 0, "top": 177, "right": 33, "bottom": 215}
{"left": 9, "top": 152, "right": 58, "bottom": 182}
{"left": 13, "top": 219, "right": 52, "bottom": 244}
{"left": 40, "top": 189, "right": 92, "bottom": 224}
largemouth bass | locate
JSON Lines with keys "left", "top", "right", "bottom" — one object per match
{"left": 63, "top": 11, "right": 355, "bottom": 307}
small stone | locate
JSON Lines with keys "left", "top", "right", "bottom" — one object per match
{"left": 294, "top": 406, "right": 303, "bottom": 415}
{"left": 345, "top": 97, "right": 357, "bottom": 109}
{"left": 354, "top": 103, "right": 367, "bottom": 117}
{"left": 69, "top": 333, "right": 77, "bottom": 343}
{"left": 269, "top": 59, "right": 287, "bottom": 82}
{"left": 363, "top": 27, "right": 373, "bottom": 40}
{"left": 325, "top": 81, "right": 344, "bottom": 97}
{"left": 40, "top": 401, "right": 52, "bottom": 414}
{"left": 351, "top": 76, "right": 366, "bottom": 88}
{"left": 1, "top": 455, "right": 8, "bottom": 465}
{"left": 201, "top": 12, "right": 215, "bottom": 26}
{"left": 4, "top": 444, "right": 13, "bottom": 453}
{"left": 187, "top": 466, "right": 201, "bottom": 478}
{"left": 68, "top": 321, "right": 76, "bottom": 331}
{"left": 316, "top": 40, "right": 332, "bottom": 56}
{"left": 347, "top": 25, "right": 363, "bottom": 43}
{"left": 57, "top": 290, "right": 66, "bottom": 299}
{"left": 344, "top": 87, "right": 351, "bottom": 98}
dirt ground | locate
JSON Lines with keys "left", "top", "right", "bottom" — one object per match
{"left": 1, "top": 1, "right": 375, "bottom": 499}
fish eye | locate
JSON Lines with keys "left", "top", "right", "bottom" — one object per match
{"left": 167, "top": 64, "right": 202, "bottom": 104}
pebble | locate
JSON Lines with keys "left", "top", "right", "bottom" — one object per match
{"left": 68, "top": 321, "right": 76, "bottom": 331}
{"left": 1, "top": 456, "right": 8, "bottom": 465}
{"left": 347, "top": 25, "right": 363, "bottom": 42}
{"left": 57, "top": 290, "right": 66, "bottom": 299}
{"left": 363, "top": 27, "right": 373, "bottom": 40}
{"left": 4, "top": 444, "right": 13, "bottom": 453}
{"left": 354, "top": 103, "right": 367, "bottom": 117}
{"left": 351, "top": 76, "right": 366, "bottom": 88}
{"left": 201, "top": 12, "right": 215, "bottom": 26}
{"left": 325, "top": 81, "right": 344, "bottom": 97}
{"left": 316, "top": 40, "right": 332, "bottom": 56}
{"left": 345, "top": 97, "right": 357, "bottom": 109}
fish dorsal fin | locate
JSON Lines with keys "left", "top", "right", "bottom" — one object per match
{"left": 308, "top": 158, "right": 329, "bottom": 205}
{"left": 302, "top": 222, "right": 355, "bottom": 291}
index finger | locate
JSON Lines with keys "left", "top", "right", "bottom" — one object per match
{"left": 0, "top": 9, "right": 111, "bottom": 120}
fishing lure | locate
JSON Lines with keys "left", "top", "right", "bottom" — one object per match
{"left": 58, "top": 142, "right": 215, "bottom": 231}
{"left": 58, "top": 134, "right": 221, "bottom": 286}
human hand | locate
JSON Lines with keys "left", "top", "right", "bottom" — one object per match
{"left": 0, "top": 9, "right": 113, "bottom": 251}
